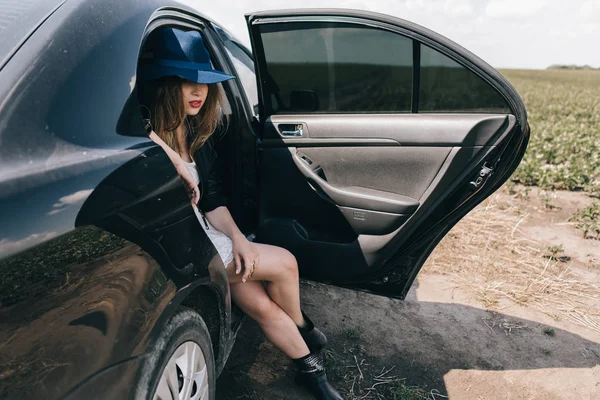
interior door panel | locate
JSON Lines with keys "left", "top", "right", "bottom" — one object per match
{"left": 257, "top": 113, "right": 511, "bottom": 282}
{"left": 295, "top": 147, "right": 450, "bottom": 201}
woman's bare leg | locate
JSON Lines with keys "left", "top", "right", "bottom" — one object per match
{"left": 226, "top": 243, "right": 305, "bottom": 327}
{"left": 228, "top": 252, "right": 344, "bottom": 399}
{"left": 229, "top": 280, "right": 309, "bottom": 359}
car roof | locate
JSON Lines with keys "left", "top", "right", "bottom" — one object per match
{"left": 0, "top": 0, "right": 67, "bottom": 70}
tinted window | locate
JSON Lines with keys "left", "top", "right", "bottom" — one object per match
{"left": 223, "top": 43, "right": 259, "bottom": 114}
{"left": 213, "top": 25, "right": 259, "bottom": 114}
{"left": 258, "top": 22, "right": 413, "bottom": 114}
{"left": 419, "top": 44, "right": 509, "bottom": 113}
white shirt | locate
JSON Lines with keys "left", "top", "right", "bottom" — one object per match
{"left": 184, "top": 159, "right": 233, "bottom": 267}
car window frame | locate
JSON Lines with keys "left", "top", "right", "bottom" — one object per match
{"left": 223, "top": 40, "right": 259, "bottom": 116}
{"left": 208, "top": 22, "right": 261, "bottom": 122}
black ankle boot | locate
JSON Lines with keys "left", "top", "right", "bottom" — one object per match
{"left": 298, "top": 310, "right": 328, "bottom": 352}
{"left": 293, "top": 350, "right": 344, "bottom": 400}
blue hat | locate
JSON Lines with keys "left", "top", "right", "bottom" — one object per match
{"left": 138, "top": 28, "right": 235, "bottom": 84}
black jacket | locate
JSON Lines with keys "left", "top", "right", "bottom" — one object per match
{"left": 191, "top": 135, "right": 228, "bottom": 213}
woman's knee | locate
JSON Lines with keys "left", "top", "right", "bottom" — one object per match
{"left": 279, "top": 249, "right": 298, "bottom": 279}
{"left": 241, "top": 292, "right": 277, "bottom": 322}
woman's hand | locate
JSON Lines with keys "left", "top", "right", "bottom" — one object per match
{"left": 232, "top": 234, "right": 260, "bottom": 283}
{"left": 174, "top": 161, "right": 200, "bottom": 205}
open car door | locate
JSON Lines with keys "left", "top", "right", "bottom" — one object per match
{"left": 245, "top": 9, "right": 529, "bottom": 299}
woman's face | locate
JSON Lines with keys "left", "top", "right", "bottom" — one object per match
{"left": 181, "top": 80, "right": 209, "bottom": 116}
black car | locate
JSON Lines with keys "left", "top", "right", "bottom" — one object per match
{"left": 0, "top": 0, "right": 529, "bottom": 399}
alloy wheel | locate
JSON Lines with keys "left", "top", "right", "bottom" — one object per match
{"left": 154, "top": 341, "right": 209, "bottom": 400}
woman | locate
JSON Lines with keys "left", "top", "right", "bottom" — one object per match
{"left": 138, "top": 27, "right": 344, "bottom": 400}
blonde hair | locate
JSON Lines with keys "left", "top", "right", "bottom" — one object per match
{"left": 151, "top": 76, "right": 226, "bottom": 157}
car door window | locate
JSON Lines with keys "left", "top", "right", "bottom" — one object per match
{"left": 419, "top": 44, "right": 510, "bottom": 113}
{"left": 223, "top": 43, "right": 259, "bottom": 114}
{"left": 213, "top": 25, "right": 259, "bottom": 115}
{"left": 258, "top": 22, "right": 413, "bottom": 114}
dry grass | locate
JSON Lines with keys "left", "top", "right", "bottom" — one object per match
{"left": 423, "top": 193, "right": 600, "bottom": 333}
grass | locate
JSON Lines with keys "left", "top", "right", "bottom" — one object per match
{"left": 389, "top": 384, "right": 428, "bottom": 400}
{"left": 543, "top": 244, "right": 571, "bottom": 262}
{"left": 545, "top": 244, "right": 564, "bottom": 258}
{"left": 501, "top": 69, "right": 600, "bottom": 197}
{"left": 569, "top": 202, "right": 600, "bottom": 240}
{"left": 345, "top": 327, "right": 363, "bottom": 340}
{"left": 539, "top": 191, "right": 559, "bottom": 210}
{"left": 543, "top": 327, "right": 556, "bottom": 336}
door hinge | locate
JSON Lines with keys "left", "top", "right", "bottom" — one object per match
{"left": 469, "top": 162, "right": 494, "bottom": 190}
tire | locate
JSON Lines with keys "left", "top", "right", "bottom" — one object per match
{"left": 135, "top": 307, "right": 216, "bottom": 400}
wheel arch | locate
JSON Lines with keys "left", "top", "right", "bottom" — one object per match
{"left": 143, "top": 262, "right": 233, "bottom": 376}
{"left": 180, "top": 284, "right": 224, "bottom": 365}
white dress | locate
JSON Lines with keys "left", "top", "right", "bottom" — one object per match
{"left": 183, "top": 160, "right": 234, "bottom": 267}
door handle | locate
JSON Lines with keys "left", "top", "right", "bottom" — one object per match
{"left": 281, "top": 127, "right": 303, "bottom": 137}
{"left": 279, "top": 123, "right": 304, "bottom": 137}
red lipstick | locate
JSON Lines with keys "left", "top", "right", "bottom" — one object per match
{"left": 189, "top": 100, "right": 202, "bottom": 108}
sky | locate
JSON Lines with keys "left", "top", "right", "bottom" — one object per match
{"left": 180, "top": 0, "right": 600, "bottom": 69}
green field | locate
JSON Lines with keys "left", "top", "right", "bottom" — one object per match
{"left": 501, "top": 69, "right": 600, "bottom": 197}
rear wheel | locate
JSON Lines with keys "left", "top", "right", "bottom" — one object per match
{"left": 138, "top": 307, "right": 215, "bottom": 400}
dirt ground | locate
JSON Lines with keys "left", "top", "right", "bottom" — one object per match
{"left": 216, "top": 188, "right": 600, "bottom": 400}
